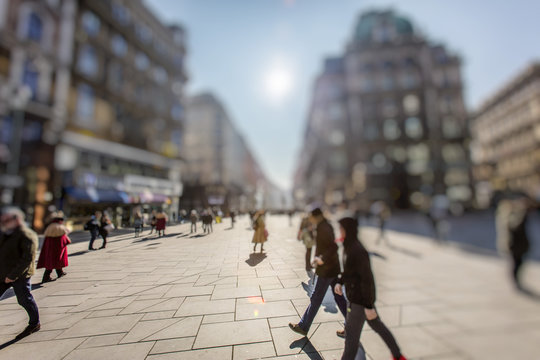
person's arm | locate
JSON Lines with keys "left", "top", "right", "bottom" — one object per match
{"left": 7, "top": 232, "right": 36, "bottom": 280}
{"left": 317, "top": 224, "right": 336, "bottom": 263}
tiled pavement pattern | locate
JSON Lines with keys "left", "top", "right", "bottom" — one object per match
{"left": 0, "top": 215, "right": 539, "bottom": 359}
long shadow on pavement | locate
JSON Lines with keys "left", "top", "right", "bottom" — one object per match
{"left": 245, "top": 252, "right": 267, "bottom": 267}
{"left": 289, "top": 338, "right": 324, "bottom": 360}
{"left": 0, "top": 337, "right": 22, "bottom": 350}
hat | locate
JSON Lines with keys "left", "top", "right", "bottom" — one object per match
{"left": 311, "top": 208, "right": 323, "bottom": 217}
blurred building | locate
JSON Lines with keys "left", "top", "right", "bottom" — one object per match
{"left": 0, "top": 0, "right": 188, "bottom": 229}
{"left": 294, "top": 10, "right": 471, "bottom": 211}
{"left": 470, "top": 62, "right": 540, "bottom": 207}
{"left": 182, "top": 93, "right": 267, "bottom": 212}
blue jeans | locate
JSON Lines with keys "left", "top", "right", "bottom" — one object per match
{"left": 0, "top": 277, "right": 40, "bottom": 326}
{"left": 299, "top": 275, "right": 347, "bottom": 332}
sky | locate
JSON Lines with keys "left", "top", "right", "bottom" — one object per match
{"left": 144, "top": 0, "right": 540, "bottom": 191}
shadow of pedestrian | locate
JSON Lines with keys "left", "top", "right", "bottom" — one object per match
{"left": 0, "top": 337, "right": 22, "bottom": 350}
{"left": 189, "top": 234, "right": 207, "bottom": 238}
{"left": 69, "top": 250, "right": 90, "bottom": 257}
{"left": 387, "top": 243, "right": 422, "bottom": 259}
{"left": 245, "top": 252, "right": 267, "bottom": 267}
{"left": 518, "top": 286, "right": 540, "bottom": 301}
{"left": 289, "top": 338, "right": 324, "bottom": 360}
{"left": 368, "top": 251, "right": 387, "bottom": 260}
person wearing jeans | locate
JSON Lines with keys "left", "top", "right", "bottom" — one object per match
{"left": 0, "top": 207, "right": 40, "bottom": 339}
{"left": 289, "top": 208, "right": 347, "bottom": 335}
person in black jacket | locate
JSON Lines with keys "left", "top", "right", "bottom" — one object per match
{"left": 289, "top": 208, "right": 347, "bottom": 336}
{"left": 85, "top": 213, "right": 100, "bottom": 250}
{"left": 335, "top": 217, "right": 406, "bottom": 360}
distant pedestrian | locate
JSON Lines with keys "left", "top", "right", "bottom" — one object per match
{"left": 288, "top": 209, "right": 294, "bottom": 226}
{"left": 496, "top": 197, "right": 532, "bottom": 289}
{"left": 37, "top": 211, "right": 70, "bottom": 283}
{"left": 335, "top": 217, "right": 407, "bottom": 360}
{"left": 190, "top": 210, "right": 198, "bottom": 233}
{"left": 428, "top": 195, "right": 450, "bottom": 241}
{"left": 133, "top": 211, "right": 143, "bottom": 237}
{"left": 371, "top": 201, "right": 391, "bottom": 245}
{"left": 297, "top": 215, "right": 315, "bottom": 271}
{"left": 202, "top": 210, "right": 213, "bottom": 234}
{"left": 85, "top": 213, "right": 100, "bottom": 250}
{"left": 230, "top": 210, "right": 236, "bottom": 228}
{"left": 155, "top": 210, "right": 168, "bottom": 237}
{"left": 252, "top": 210, "right": 267, "bottom": 253}
{"left": 98, "top": 212, "right": 112, "bottom": 249}
{"left": 149, "top": 210, "right": 157, "bottom": 234}
{"left": 289, "top": 208, "right": 347, "bottom": 336}
{"left": 0, "top": 207, "right": 41, "bottom": 339}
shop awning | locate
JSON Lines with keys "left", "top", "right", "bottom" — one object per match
{"left": 64, "top": 187, "right": 130, "bottom": 204}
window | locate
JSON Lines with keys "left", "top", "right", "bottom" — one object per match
{"left": 153, "top": 67, "right": 167, "bottom": 84}
{"left": 27, "top": 13, "right": 43, "bottom": 42}
{"left": 112, "top": 2, "right": 130, "bottom": 25}
{"left": 76, "top": 83, "right": 95, "bottom": 123}
{"left": 135, "top": 24, "right": 152, "bottom": 43}
{"left": 442, "top": 117, "right": 461, "bottom": 138}
{"left": 135, "top": 52, "right": 150, "bottom": 70}
{"left": 401, "top": 71, "right": 418, "bottom": 89}
{"left": 382, "top": 98, "right": 398, "bottom": 117}
{"left": 22, "top": 61, "right": 39, "bottom": 100}
{"left": 111, "top": 34, "right": 127, "bottom": 57}
{"left": 383, "top": 119, "right": 400, "bottom": 140}
{"left": 329, "top": 103, "right": 344, "bottom": 121}
{"left": 405, "top": 117, "right": 423, "bottom": 139}
{"left": 372, "top": 153, "right": 387, "bottom": 168}
{"left": 77, "top": 45, "right": 98, "bottom": 77}
{"left": 381, "top": 74, "right": 394, "bottom": 90}
{"left": 403, "top": 94, "right": 420, "bottom": 115}
{"left": 81, "top": 11, "right": 100, "bottom": 36}
{"left": 363, "top": 122, "right": 379, "bottom": 140}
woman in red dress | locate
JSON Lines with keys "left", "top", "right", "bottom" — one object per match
{"left": 37, "top": 211, "right": 71, "bottom": 283}
{"left": 155, "top": 210, "right": 168, "bottom": 237}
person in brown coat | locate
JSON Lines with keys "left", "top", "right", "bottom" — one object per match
{"left": 252, "top": 210, "right": 267, "bottom": 253}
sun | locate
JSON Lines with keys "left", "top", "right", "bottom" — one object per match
{"left": 263, "top": 64, "right": 293, "bottom": 102}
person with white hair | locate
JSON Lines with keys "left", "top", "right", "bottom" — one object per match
{"left": 0, "top": 207, "right": 41, "bottom": 339}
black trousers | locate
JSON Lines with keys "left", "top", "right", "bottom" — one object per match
{"left": 0, "top": 277, "right": 39, "bottom": 326}
{"left": 305, "top": 247, "right": 312, "bottom": 270}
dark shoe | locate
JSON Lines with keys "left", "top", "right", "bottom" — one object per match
{"left": 15, "top": 323, "right": 40, "bottom": 339}
{"left": 336, "top": 329, "right": 346, "bottom": 338}
{"left": 99, "top": 246, "right": 106, "bottom": 249}
{"left": 57, "top": 271, "right": 67, "bottom": 278}
{"left": 42, "top": 277, "right": 56, "bottom": 284}
{"left": 289, "top": 323, "right": 307, "bottom": 336}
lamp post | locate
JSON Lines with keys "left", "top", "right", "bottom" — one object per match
{"left": 1, "top": 85, "right": 32, "bottom": 205}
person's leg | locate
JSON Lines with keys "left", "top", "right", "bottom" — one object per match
{"left": 512, "top": 253, "right": 524, "bottom": 287}
{"left": 305, "top": 247, "right": 312, "bottom": 270}
{"left": 366, "top": 308, "right": 402, "bottom": 359}
{"left": 101, "top": 233, "right": 107, "bottom": 249}
{"left": 89, "top": 233, "right": 96, "bottom": 250}
{"left": 42, "top": 269, "right": 53, "bottom": 283}
{"left": 56, "top": 269, "right": 66, "bottom": 278}
{"left": 12, "top": 277, "right": 40, "bottom": 326}
{"left": 341, "top": 303, "right": 367, "bottom": 360}
{"left": 298, "top": 276, "right": 333, "bottom": 332}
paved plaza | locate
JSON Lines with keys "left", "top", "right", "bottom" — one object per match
{"left": 0, "top": 214, "right": 539, "bottom": 360}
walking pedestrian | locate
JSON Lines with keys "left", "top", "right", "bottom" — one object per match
{"left": 190, "top": 210, "right": 198, "bottom": 233}
{"left": 155, "top": 210, "right": 168, "bottom": 237}
{"left": 0, "top": 207, "right": 41, "bottom": 339}
{"left": 496, "top": 196, "right": 532, "bottom": 289}
{"left": 85, "top": 213, "right": 100, "bottom": 250}
{"left": 133, "top": 211, "right": 143, "bottom": 237}
{"left": 36, "top": 211, "right": 70, "bottom": 283}
{"left": 252, "top": 210, "right": 267, "bottom": 252}
{"left": 371, "top": 201, "right": 391, "bottom": 245}
{"left": 98, "top": 212, "right": 112, "bottom": 249}
{"left": 297, "top": 215, "right": 315, "bottom": 271}
{"left": 149, "top": 210, "right": 157, "bottom": 234}
{"left": 334, "top": 217, "right": 407, "bottom": 360}
{"left": 230, "top": 210, "right": 236, "bottom": 228}
{"left": 289, "top": 208, "right": 347, "bottom": 336}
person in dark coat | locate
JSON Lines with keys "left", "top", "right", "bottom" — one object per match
{"left": 297, "top": 215, "right": 315, "bottom": 271}
{"left": 190, "top": 210, "right": 198, "bottom": 233}
{"left": 335, "top": 217, "right": 406, "bottom": 360}
{"left": 98, "top": 212, "right": 112, "bottom": 249}
{"left": 155, "top": 210, "right": 168, "bottom": 237}
{"left": 289, "top": 208, "right": 347, "bottom": 336}
{"left": 85, "top": 213, "right": 100, "bottom": 250}
{"left": 0, "top": 207, "right": 41, "bottom": 339}
{"left": 37, "top": 211, "right": 70, "bottom": 283}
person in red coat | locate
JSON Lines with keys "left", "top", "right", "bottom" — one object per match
{"left": 37, "top": 211, "right": 71, "bottom": 283}
{"left": 155, "top": 210, "right": 168, "bottom": 237}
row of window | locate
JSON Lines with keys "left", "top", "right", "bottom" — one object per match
{"left": 362, "top": 116, "right": 462, "bottom": 141}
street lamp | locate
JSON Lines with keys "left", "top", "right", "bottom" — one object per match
{"left": 1, "top": 85, "right": 32, "bottom": 205}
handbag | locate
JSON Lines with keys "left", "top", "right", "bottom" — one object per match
{"left": 104, "top": 223, "right": 115, "bottom": 233}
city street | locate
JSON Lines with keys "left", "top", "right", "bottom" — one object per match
{"left": 1, "top": 214, "right": 539, "bottom": 360}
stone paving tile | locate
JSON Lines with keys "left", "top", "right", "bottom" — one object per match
{"left": 193, "top": 319, "right": 272, "bottom": 348}
{"left": 233, "top": 341, "right": 277, "bottom": 360}
{"left": 63, "top": 341, "right": 154, "bottom": 360}
{"left": 174, "top": 298, "right": 235, "bottom": 317}
{"left": 120, "top": 318, "right": 179, "bottom": 343}
{"left": 235, "top": 300, "right": 298, "bottom": 320}
{"left": 149, "top": 336, "right": 195, "bottom": 354}
{"left": 43, "top": 311, "right": 91, "bottom": 331}
{"left": 146, "top": 316, "right": 202, "bottom": 340}
{"left": 211, "top": 286, "right": 262, "bottom": 300}
{"left": 118, "top": 298, "right": 168, "bottom": 315}
{"left": 270, "top": 326, "right": 311, "bottom": 356}
{"left": 268, "top": 315, "right": 302, "bottom": 328}
{"left": 202, "top": 312, "right": 235, "bottom": 324}
{"left": 163, "top": 285, "right": 214, "bottom": 298}
{"left": 87, "top": 308, "right": 123, "bottom": 318}
{"left": 57, "top": 314, "right": 143, "bottom": 338}
{"left": 262, "top": 287, "right": 308, "bottom": 302}
{"left": 0, "top": 338, "right": 85, "bottom": 360}
{"left": 141, "top": 311, "right": 177, "bottom": 321}
{"left": 146, "top": 346, "right": 232, "bottom": 360}
{"left": 78, "top": 333, "right": 126, "bottom": 349}
{"left": 38, "top": 294, "right": 92, "bottom": 308}
{"left": 307, "top": 322, "right": 345, "bottom": 352}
